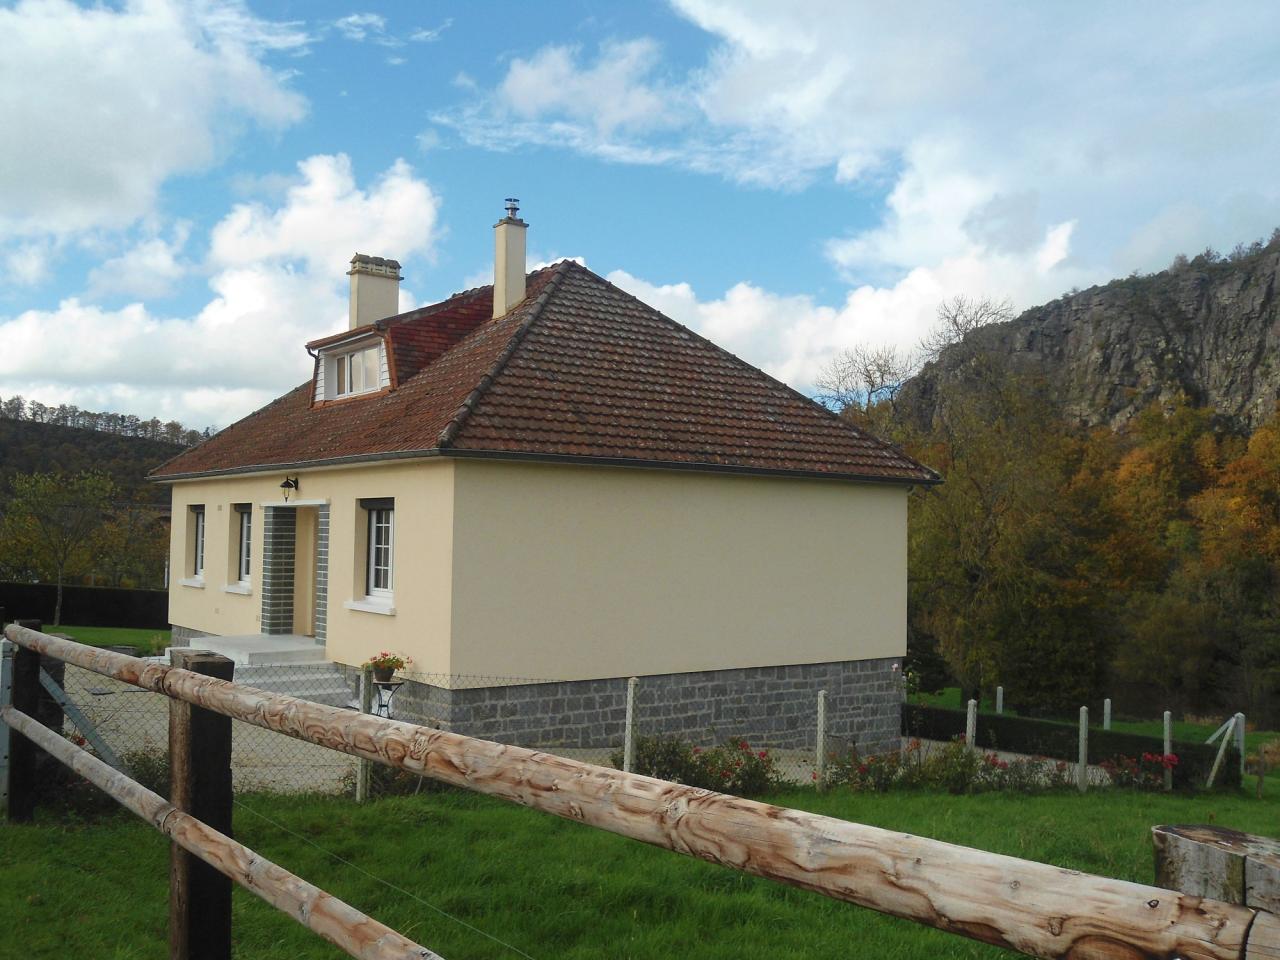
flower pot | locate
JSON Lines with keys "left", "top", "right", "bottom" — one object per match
{"left": 372, "top": 666, "right": 394, "bottom": 683}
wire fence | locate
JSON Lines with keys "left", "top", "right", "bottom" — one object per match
{"left": 48, "top": 655, "right": 868, "bottom": 796}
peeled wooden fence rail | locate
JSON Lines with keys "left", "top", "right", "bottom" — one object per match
{"left": 0, "top": 704, "right": 441, "bottom": 960}
{"left": 6, "top": 624, "right": 1279, "bottom": 960}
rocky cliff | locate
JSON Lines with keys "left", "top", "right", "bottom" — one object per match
{"left": 902, "top": 245, "right": 1280, "bottom": 431}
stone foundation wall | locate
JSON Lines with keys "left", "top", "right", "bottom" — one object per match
{"left": 170, "top": 624, "right": 215, "bottom": 646}
{"left": 390, "top": 657, "right": 902, "bottom": 755}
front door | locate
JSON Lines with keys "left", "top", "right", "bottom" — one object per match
{"left": 293, "top": 507, "right": 317, "bottom": 636}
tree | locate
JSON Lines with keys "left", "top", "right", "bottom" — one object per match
{"left": 815, "top": 343, "right": 917, "bottom": 417}
{"left": 919, "top": 295, "right": 1014, "bottom": 362}
{"left": 2, "top": 471, "right": 114, "bottom": 624}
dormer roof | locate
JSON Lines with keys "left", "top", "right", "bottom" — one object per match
{"left": 151, "top": 261, "right": 938, "bottom": 486}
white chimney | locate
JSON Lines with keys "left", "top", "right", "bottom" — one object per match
{"left": 493, "top": 198, "right": 527, "bottom": 318}
{"left": 347, "top": 254, "right": 402, "bottom": 329}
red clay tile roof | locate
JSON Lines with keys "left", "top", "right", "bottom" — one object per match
{"left": 151, "top": 261, "right": 938, "bottom": 484}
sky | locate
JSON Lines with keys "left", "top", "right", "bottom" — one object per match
{"left": 2, "top": 0, "right": 1279, "bottom": 430}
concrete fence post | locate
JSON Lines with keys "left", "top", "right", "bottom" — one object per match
{"left": 622, "top": 677, "right": 637, "bottom": 774}
{"left": 1103, "top": 698, "right": 1111, "bottom": 731}
{"left": 965, "top": 699, "right": 977, "bottom": 751}
{"left": 1163, "top": 710, "right": 1173, "bottom": 792}
{"left": 995, "top": 686, "right": 1003, "bottom": 715}
{"left": 815, "top": 690, "right": 828, "bottom": 792}
{"left": 355, "top": 666, "right": 372, "bottom": 802}
{"left": 1235, "top": 713, "right": 1246, "bottom": 781}
{"left": 1078, "top": 706, "right": 1089, "bottom": 793}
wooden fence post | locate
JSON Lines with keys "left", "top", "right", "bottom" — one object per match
{"left": 7, "top": 620, "right": 42, "bottom": 822}
{"left": 1078, "top": 706, "right": 1088, "bottom": 793}
{"left": 1103, "top": 698, "right": 1111, "bottom": 731}
{"left": 815, "top": 690, "right": 827, "bottom": 792}
{"left": 169, "top": 649, "right": 234, "bottom": 960}
{"left": 1206, "top": 714, "right": 1236, "bottom": 790}
{"left": 1152, "top": 824, "right": 1280, "bottom": 916}
{"left": 995, "top": 686, "right": 1003, "bottom": 715}
{"left": 0, "top": 635, "right": 11, "bottom": 812}
{"left": 355, "top": 666, "right": 372, "bottom": 802}
{"left": 622, "top": 677, "right": 638, "bottom": 774}
{"left": 965, "top": 699, "right": 977, "bottom": 750}
{"left": 1163, "top": 711, "right": 1173, "bottom": 792}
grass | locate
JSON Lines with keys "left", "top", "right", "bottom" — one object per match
{"left": 45, "top": 624, "right": 170, "bottom": 656}
{"left": 2, "top": 785, "right": 1276, "bottom": 959}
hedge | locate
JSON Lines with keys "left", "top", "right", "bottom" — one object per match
{"left": 902, "top": 703, "right": 1240, "bottom": 789}
{"left": 0, "top": 581, "right": 168, "bottom": 629}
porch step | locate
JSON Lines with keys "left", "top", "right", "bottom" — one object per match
{"left": 232, "top": 663, "right": 355, "bottom": 708}
{"left": 168, "top": 633, "right": 327, "bottom": 666}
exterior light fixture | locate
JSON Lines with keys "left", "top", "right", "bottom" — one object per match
{"left": 280, "top": 477, "right": 300, "bottom": 502}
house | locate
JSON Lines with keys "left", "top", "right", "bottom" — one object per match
{"left": 150, "top": 202, "right": 938, "bottom": 753}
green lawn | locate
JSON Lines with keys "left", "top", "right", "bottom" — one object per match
{"left": 2, "top": 785, "right": 1276, "bottom": 959}
{"left": 46, "top": 624, "right": 170, "bottom": 656}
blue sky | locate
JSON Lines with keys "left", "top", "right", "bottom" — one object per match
{"left": 2, "top": 0, "right": 1279, "bottom": 428}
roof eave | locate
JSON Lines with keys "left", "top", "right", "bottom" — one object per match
{"left": 149, "top": 445, "right": 941, "bottom": 486}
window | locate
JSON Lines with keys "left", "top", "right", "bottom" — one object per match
{"left": 332, "top": 345, "right": 381, "bottom": 398}
{"left": 191, "top": 505, "right": 205, "bottom": 577}
{"left": 235, "top": 504, "right": 252, "bottom": 582}
{"left": 367, "top": 505, "right": 394, "bottom": 597}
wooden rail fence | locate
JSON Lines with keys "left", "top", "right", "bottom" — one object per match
{"left": 4, "top": 622, "right": 1279, "bottom": 960}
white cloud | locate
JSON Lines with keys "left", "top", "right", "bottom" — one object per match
{"left": 209, "top": 154, "right": 439, "bottom": 277}
{"left": 435, "top": 2, "right": 1280, "bottom": 389}
{"left": 333, "top": 12, "right": 386, "bottom": 41}
{"left": 498, "top": 39, "right": 682, "bottom": 135}
{"left": 0, "top": 155, "right": 440, "bottom": 427}
{"left": 0, "top": 0, "right": 308, "bottom": 247}
{"left": 86, "top": 223, "right": 192, "bottom": 300}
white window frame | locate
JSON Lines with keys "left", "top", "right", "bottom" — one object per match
{"left": 366, "top": 506, "right": 394, "bottom": 599}
{"left": 329, "top": 344, "right": 381, "bottom": 399}
{"left": 236, "top": 506, "right": 252, "bottom": 583}
{"left": 192, "top": 506, "right": 205, "bottom": 578}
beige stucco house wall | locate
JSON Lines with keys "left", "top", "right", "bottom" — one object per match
{"left": 165, "top": 457, "right": 906, "bottom": 680}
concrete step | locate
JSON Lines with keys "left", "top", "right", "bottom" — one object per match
{"left": 167, "top": 633, "right": 327, "bottom": 666}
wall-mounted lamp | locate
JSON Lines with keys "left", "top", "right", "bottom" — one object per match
{"left": 280, "top": 477, "right": 300, "bottom": 502}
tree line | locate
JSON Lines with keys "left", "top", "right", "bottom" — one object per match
{"left": 821, "top": 296, "right": 1280, "bottom": 727}
{"left": 0, "top": 471, "right": 169, "bottom": 623}
{"left": 0, "top": 394, "right": 210, "bottom": 447}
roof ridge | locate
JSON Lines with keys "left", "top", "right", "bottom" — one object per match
{"left": 436, "top": 259, "right": 574, "bottom": 449}
{"left": 576, "top": 266, "right": 940, "bottom": 482}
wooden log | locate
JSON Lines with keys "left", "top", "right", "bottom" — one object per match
{"left": 7, "top": 620, "right": 42, "bottom": 822}
{"left": 1246, "top": 912, "right": 1280, "bottom": 960}
{"left": 1153, "top": 825, "right": 1280, "bottom": 915}
{"left": 7, "top": 625, "right": 1267, "bottom": 960}
{"left": 0, "top": 704, "right": 442, "bottom": 960}
{"left": 169, "top": 650, "right": 234, "bottom": 960}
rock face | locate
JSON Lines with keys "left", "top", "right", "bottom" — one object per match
{"left": 902, "top": 248, "right": 1280, "bottom": 431}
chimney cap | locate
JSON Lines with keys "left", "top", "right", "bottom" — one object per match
{"left": 497, "top": 197, "right": 526, "bottom": 226}
{"left": 348, "top": 253, "right": 403, "bottom": 278}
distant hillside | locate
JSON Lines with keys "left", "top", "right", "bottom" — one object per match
{"left": 901, "top": 239, "right": 1280, "bottom": 431}
{"left": 0, "top": 419, "right": 182, "bottom": 502}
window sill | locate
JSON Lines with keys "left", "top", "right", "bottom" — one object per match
{"left": 343, "top": 597, "right": 396, "bottom": 616}
{"left": 179, "top": 577, "right": 205, "bottom": 589}
{"left": 223, "top": 583, "right": 252, "bottom": 596}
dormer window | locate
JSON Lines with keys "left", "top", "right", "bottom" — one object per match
{"left": 335, "top": 345, "right": 379, "bottom": 396}
{"left": 318, "top": 341, "right": 386, "bottom": 401}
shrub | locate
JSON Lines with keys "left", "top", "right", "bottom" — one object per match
{"left": 1100, "top": 753, "right": 1178, "bottom": 790}
{"left": 827, "top": 738, "right": 1076, "bottom": 795}
{"left": 611, "top": 734, "right": 783, "bottom": 798}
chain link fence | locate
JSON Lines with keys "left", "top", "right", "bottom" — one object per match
{"left": 45, "top": 652, "right": 886, "bottom": 797}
